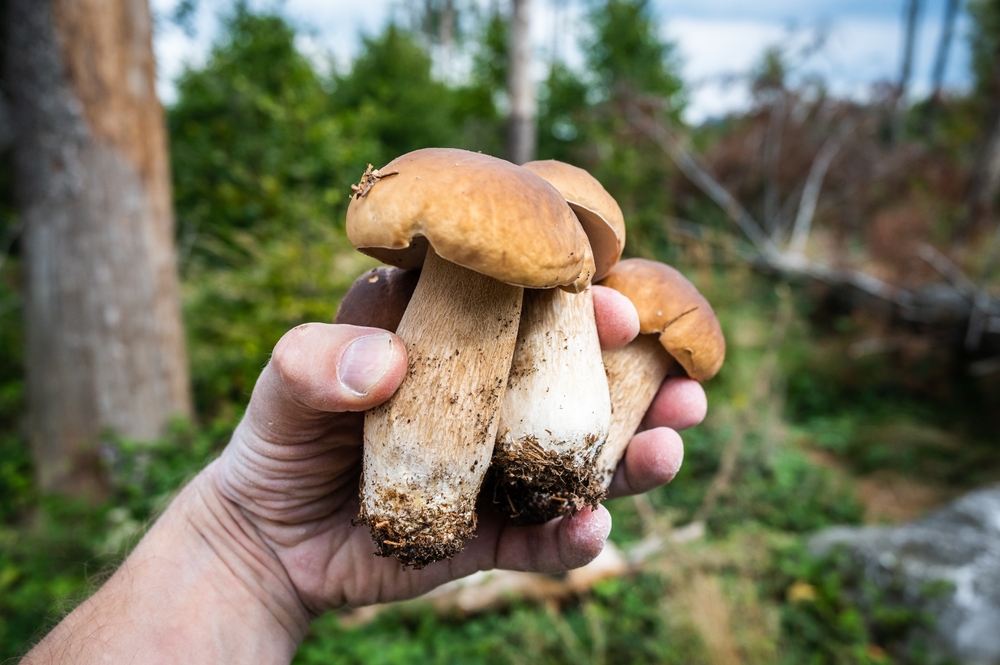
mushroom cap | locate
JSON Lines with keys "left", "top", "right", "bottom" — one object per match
{"left": 522, "top": 160, "right": 625, "bottom": 281}
{"left": 347, "top": 148, "right": 595, "bottom": 290}
{"left": 598, "top": 258, "right": 725, "bottom": 382}
{"left": 335, "top": 266, "right": 419, "bottom": 333}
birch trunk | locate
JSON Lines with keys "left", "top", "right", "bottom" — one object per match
{"left": 506, "top": 0, "right": 536, "bottom": 164}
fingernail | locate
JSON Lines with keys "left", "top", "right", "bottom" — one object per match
{"left": 340, "top": 334, "right": 393, "bottom": 396}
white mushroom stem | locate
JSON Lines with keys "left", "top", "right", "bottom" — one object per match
{"left": 493, "top": 286, "right": 611, "bottom": 524}
{"left": 597, "top": 334, "right": 677, "bottom": 489}
{"left": 361, "top": 249, "right": 522, "bottom": 568}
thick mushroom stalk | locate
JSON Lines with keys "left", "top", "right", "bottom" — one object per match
{"left": 346, "top": 149, "right": 592, "bottom": 567}
{"left": 492, "top": 161, "right": 626, "bottom": 525}
{"left": 493, "top": 286, "right": 610, "bottom": 524}
{"left": 597, "top": 335, "right": 676, "bottom": 486}
{"left": 596, "top": 259, "right": 725, "bottom": 489}
{"left": 360, "top": 249, "right": 521, "bottom": 566}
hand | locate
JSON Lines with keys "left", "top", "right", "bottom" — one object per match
{"left": 209, "top": 284, "right": 704, "bottom": 610}
{"left": 23, "top": 285, "right": 707, "bottom": 665}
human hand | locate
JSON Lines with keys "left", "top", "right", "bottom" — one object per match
{"left": 23, "top": 281, "right": 707, "bottom": 665}
{"left": 204, "top": 280, "right": 705, "bottom": 617}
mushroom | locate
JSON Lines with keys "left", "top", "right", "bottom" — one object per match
{"left": 334, "top": 266, "right": 419, "bottom": 332}
{"left": 491, "top": 160, "right": 626, "bottom": 525}
{"left": 346, "top": 148, "right": 593, "bottom": 568}
{"left": 596, "top": 258, "right": 725, "bottom": 488}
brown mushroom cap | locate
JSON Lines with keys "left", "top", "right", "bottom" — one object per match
{"left": 598, "top": 258, "right": 725, "bottom": 382}
{"left": 522, "top": 160, "right": 625, "bottom": 281}
{"left": 347, "top": 148, "right": 595, "bottom": 290}
{"left": 335, "top": 266, "right": 419, "bottom": 332}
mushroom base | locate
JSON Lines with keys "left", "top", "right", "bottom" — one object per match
{"left": 358, "top": 494, "right": 475, "bottom": 569}
{"left": 490, "top": 436, "right": 606, "bottom": 526}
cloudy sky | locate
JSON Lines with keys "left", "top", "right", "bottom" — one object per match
{"left": 150, "top": 0, "right": 973, "bottom": 123}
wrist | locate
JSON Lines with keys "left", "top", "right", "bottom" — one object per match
{"left": 174, "top": 461, "right": 313, "bottom": 644}
{"left": 23, "top": 462, "right": 309, "bottom": 665}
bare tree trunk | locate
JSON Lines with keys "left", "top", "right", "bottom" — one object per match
{"left": 507, "top": 0, "right": 536, "bottom": 164}
{"left": 4, "top": 0, "right": 192, "bottom": 498}
{"left": 898, "top": 0, "right": 921, "bottom": 100}
{"left": 966, "top": 110, "right": 1000, "bottom": 230}
{"left": 894, "top": 0, "right": 921, "bottom": 142}
{"left": 965, "top": 35, "right": 1000, "bottom": 235}
{"left": 930, "top": 0, "right": 960, "bottom": 101}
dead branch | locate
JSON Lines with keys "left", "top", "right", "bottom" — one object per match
{"left": 629, "top": 106, "right": 1000, "bottom": 346}
{"left": 788, "top": 119, "right": 856, "bottom": 256}
{"left": 917, "top": 243, "right": 976, "bottom": 296}
{"left": 629, "top": 106, "right": 779, "bottom": 257}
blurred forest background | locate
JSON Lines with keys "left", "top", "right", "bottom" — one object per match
{"left": 2, "top": 0, "right": 1000, "bottom": 662}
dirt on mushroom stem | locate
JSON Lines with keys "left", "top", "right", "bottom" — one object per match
{"left": 491, "top": 286, "right": 612, "bottom": 525}
{"left": 489, "top": 433, "right": 606, "bottom": 526}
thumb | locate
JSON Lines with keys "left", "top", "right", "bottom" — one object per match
{"left": 255, "top": 323, "right": 408, "bottom": 425}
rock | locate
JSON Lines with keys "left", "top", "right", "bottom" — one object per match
{"left": 810, "top": 484, "right": 1000, "bottom": 665}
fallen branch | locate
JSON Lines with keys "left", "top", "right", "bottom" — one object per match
{"left": 628, "top": 106, "right": 778, "bottom": 257}
{"left": 629, "top": 106, "right": 1000, "bottom": 343}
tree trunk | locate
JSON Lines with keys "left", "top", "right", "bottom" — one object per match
{"left": 4, "top": 0, "right": 192, "bottom": 498}
{"left": 506, "top": 0, "right": 536, "bottom": 164}
{"left": 897, "top": 0, "right": 921, "bottom": 98}
{"left": 930, "top": 0, "right": 960, "bottom": 101}
{"left": 894, "top": 0, "right": 921, "bottom": 143}
{"left": 966, "top": 109, "right": 1000, "bottom": 231}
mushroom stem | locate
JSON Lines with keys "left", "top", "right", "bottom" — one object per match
{"left": 597, "top": 334, "right": 677, "bottom": 489}
{"left": 360, "top": 249, "right": 522, "bottom": 568}
{"left": 493, "top": 286, "right": 611, "bottom": 525}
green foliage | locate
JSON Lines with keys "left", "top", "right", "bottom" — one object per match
{"left": 297, "top": 574, "right": 706, "bottom": 665}
{"left": 770, "top": 544, "right": 953, "bottom": 665}
{"left": 450, "top": 11, "right": 508, "bottom": 155}
{"left": 583, "top": 0, "right": 685, "bottom": 108}
{"left": 536, "top": 0, "right": 687, "bottom": 257}
{"left": 0, "top": 421, "right": 228, "bottom": 660}
{"left": 169, "top": 4, "right": 353, "bottom": 263}
{"left": 332, "top": 24, "right": 465, "bottom": 167}
{"left": 183, "top": 221, "right": 376, "bottom": 416}
{"left": 968, "top": 0, "right": 1000, "bottom": 101}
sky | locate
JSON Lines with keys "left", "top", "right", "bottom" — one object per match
{"left": 150, "top": 0, "right": 974, "bottom": 124}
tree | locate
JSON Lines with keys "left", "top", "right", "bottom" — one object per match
{"left": 894, "top": 0, "right": 923, "bottom": 142}
{"left": 333, "top": 24, "right": 464, "bottom": 167}
{"left": 507, "top": 0, "right": 536, "bottom": 163}
{"left": 930, "top": 0, "right": 961, "bottom": 102}
{"left": 170, "top": 6, "right": 347, "bottom": 258}
{"left": 4, "top": 0, "right": 191, "bottom": 497}
{"left": 584, "top": 0, "right": 685, "bottom": 106}
{"left": 965, "top": 0, "right": 1000, "bottom": 232}
{"left": 541, "top": 0, "right": 685, "bottom": 255}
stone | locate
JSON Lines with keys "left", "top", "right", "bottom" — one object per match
{"left": 810, "top": 484, "right": 1000, "bottom": 665}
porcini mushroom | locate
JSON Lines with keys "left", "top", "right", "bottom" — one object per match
{"left": 492, "top": 160, "right": 626, "bottom": 525}
{"left": 596, "top": 258, "right": 725, "bottom": 488}
{"left": 334, "top": 266, "right": 419, "bottom": 332}
{"left": 346, "top": 148, "right": 593, "bottom": 567}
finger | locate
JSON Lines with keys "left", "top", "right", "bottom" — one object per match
{"left": 335, "top": 267, "right": 419, "bottom": 332}
{"left": 244, "top": 323, "right": 408, "bottom": 440}
{"left": 606, "top": 428, "right": 684, "bottom": 498}
{"left": 593, "top": 285, "right": 640, "bottom": 350}
{"left": 641, "top": 377, "right": 707, "bottom": 431}
{"left": 454, "top": 505, "right": 613, "bottom": 576}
